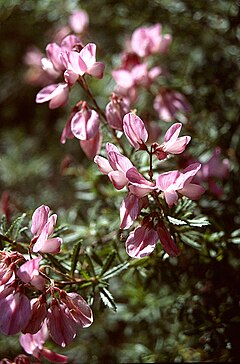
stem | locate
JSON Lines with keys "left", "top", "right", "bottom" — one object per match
{"left": 78, "top": 76, "right": 129, "bottom": 156}
{"left": 148, "top": 145, "right": 154, "bottom": 181}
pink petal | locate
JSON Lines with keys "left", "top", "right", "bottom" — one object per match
{"left": 64, "top": 69, "right": 79, "bottom": 86}
{"left": 46, "top": 43, "right": 64, "bottom": 72}
{"left": 179, "top": 183, "right": 205, "bottom": 200}
{"left": 17, "top": 257, "right": 42, "bottom": 283}
{"left": 69, "top": 10, "right": 89, "bottom": 33}
{"left": 164, "top": 136, "right": 191, "bottom": 154}
{"left": 31, "top": 205, "right": 50, "bottom": 236}
{"left": 0, "top": 291, "right": 31, "bottom": 335}
{"left": 107, "top": 149, "right": 133, "bottom": 173}
{"left": 126, "top": 225, "right": 158, "bottom": 258}
{"left": 80, "top": 43, "right": 96, "bottom": 68}
{"left": 108, "top": 170, "right": 128, "bottom": 190}
{"left": 123, "top": 113, "right": 148, "bottom": 149}
{"left": 36, "top": 84, "right": 59, "bottom": 103}
{"left": 62, "top": 292, "right": 93, "bottom": 328}
{"left": 120, "top": 193, "right": 141, "bottom": 229}
{"left": 80, "top": 130, "right": 102, "bottom": 160}
{"left": 22, "top": 298, "right": 47, "bottom": 334}
{"left": 42, "top": 347, "right": 68, "bottom": 363}
{"left": 112, "top": 69, "right": 134, "bottom": 89}
{"left": 164, "top": 123, "right": 182, "bottom": 142}
{"left": 156, "top": 170, "right": 179, "bottom": 191}
{"left": 71, "top": 109, "right": 100, "bottom": 140}
{"left": 60, "top": 51, "right": 87, "bottom": 76}
{"left": 47, "top": 302, "right": 77, "bottom": 347}
{"left": 87, "top": 61, "right": 105, "bottom": 79}
{"left": 164, "top": 188, "right": 179, "bottom": 208}
{"left": 61, "top": 34, "right": 82, "bottom": 51}
{"left": 175, "top": 163, "right": 202, "bottom": 189}
{"left": 48, "top": 84, "right": 69, "bottom": 109}
{"left": 94, "top": 155, "right": 113, "bottom": 175}
{"left": 157, "top": 223, "right": 180, "bottom": 256}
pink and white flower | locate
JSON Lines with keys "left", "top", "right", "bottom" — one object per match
{"left": 17, "top": 257, "right": 46, "bottom": 291}
{"left": 153, "top": 88, "right": 191, "bottom": 122}
{"left": 105, "top": 93, "right": 130, "bottom": 131}
{"left": 123, "top": 113, "right": 148, "bottom": 150}
{"left": 69, "top": 9, "right": 89, "bottom": 34}
{"left": 120, "top": 193, "right": 148, "bottom": 230}
{"left": 31, "top": 205, "right": 62, "bottom": 254}
{"left": 152, "top": 122, "right": 191, "bottom": 160}
{"left": 20, "top": 320, "right": 68, "bottom": 363}
{"left": 130, "top": 23, "right": 172, "bottom": 57}
{"left": 35, "top": 83, "right": 69, "bottom": 109}
{"left": 71, "top": 101, "right": 100, "bottom": 141}
{"left": 94, "top": 143, "right": 133, "bottom": 190}
{"left": 0, "top": 287, "right": 31, "bottom": 335}
{"left": 156, "top": 163, "right": 205, "bottom": 207}
{"left": 60, "top": 43, "right": 105, "bottom": 81}
{"left": 157, "top": 221, "right": 180, "bottom": 257}
{"left": 126, "top": 220, "right": 158, "bottom": 258}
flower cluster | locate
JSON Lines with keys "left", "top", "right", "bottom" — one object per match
{"left": 0, "top": 204, "right": 93, "bottom": 363}
{"left": 95, "top": 113, "right": 205, "bottom": 258}
{"left": 17, "top": 6, "right": 231, "bottom": 362}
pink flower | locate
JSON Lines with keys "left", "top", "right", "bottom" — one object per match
{"left": 123, "top": 113, "right": 148, "bottom": 150}
{"left": 31, "top": 205, "right": 62, "bottom": 254}
{"left": 80, "top": 129, "right": 102, "bottom": 160}
{"left": 112, "top": 63, "right": 161, "bottom": 95}
{"left": 120, "top": 193, "right": 148, "bottom": 230}
{"left": 36, "top": 83, "right": 69, "bottom": 109}
{"left": 69, "top": 9, "right": 89, "bottom": 33}
{"left": 94, "top": 143, "right": 133, "bottom": 190}
{"left": 47, "top": 299, "right": 78, "bottom": 347}
{"left": 105, "top": 93, "right": 130, "bottom": 131}
{"left": 131, "top": 24, "right": 172, "bottom": 57}
{"left": 126, "top": 167, "right": 156, "bottom": 198}
{"left": 31, "top": 205, "right": 50, "bottom": 237}
{"left": 126, "top": 219, "right": 158, "bottom": 258}
{"left": 17, "top": 257, "right": 46, "bottom": 291}
{"left": 60, "top": 43, "right": 105, "bottom": 80}
{"left": 157, "top": 221, "right": 180, "bottom": 257}
{"left": 41, "top": 35, "right": 82, "bottom": 77}
{"left": 156, "top": 163, "right": 205, "bottom": 207}
{"left": 20, "top": 320, "right": 68, "bottom": 363}
{"left": 0, "top": 287, "right": 31, "bottom": 335}
{"left": 22, "top": 297, "right": 47, "bottom": 335}
{"left": 71, "top": 101, "right": 100, "bottom": 140}
{"left": 59, "top": 291, "right": 93, "bottom": 328}
{"left": 152, "top": 123, "right": 191, "bottom": 160}
{"left": 153, "top": 89, "right": 191, "bottom": 122}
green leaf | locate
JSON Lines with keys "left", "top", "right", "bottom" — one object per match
{"left": 229, "top": 229, "right": 240, "bottom": 244}
{"left": 46, "top": 254, "right": 69, "bottom": 274}
{"left": 187, "top": 217, "right": 210, "bottom": 227}
{"left": 91, "top": 251, "right": 103, "bottom": 266}
{"left": 102, "top": 261, "right": 130, "bottom": 280}
{"left": 6, "top": 213, "right": 27, "bottom": 240}
{"left": 84, "top": 254, "right": 96, "bottom": 275}
{"left": 180, "top": 231, "right": 202, "bottom": 250}
{"left": 99, "top": 250, "right": 116, "bottom": 277}
{"left": 70, "top": 240, "right": 82, "bottom": 276}
{"left": 167, "top": 216, "right": 187, "bottom": 225}
{"left": 99, "top": 287, "right": 117, "bottom": 312}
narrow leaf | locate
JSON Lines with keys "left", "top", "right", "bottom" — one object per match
{"left": 70, "top": 240, "right": 82, "bottom": 276}
{"left": 99, "top": 287, "right": 117, "bottom": 312}
{"left": 167, "top": 216, "right": 187, "bottom": 226}
{"left": 100, "top": 251, "right": 116, "bottom": 277}
{"left": 102, "top": 261, "right": 129, "bottom": 280}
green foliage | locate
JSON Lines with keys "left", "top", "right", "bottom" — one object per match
{"left": 0, "top": 0, "right": 239, "bottom": 362}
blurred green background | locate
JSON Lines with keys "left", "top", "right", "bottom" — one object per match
{"left": 0, "top": 0, "right": 240, "bottom": 362}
